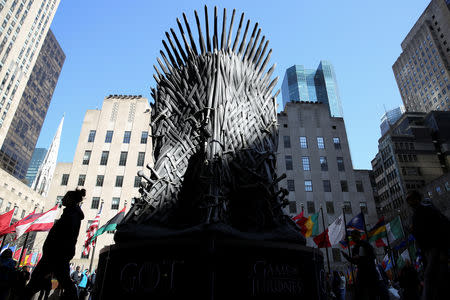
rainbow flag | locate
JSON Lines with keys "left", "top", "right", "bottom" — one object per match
{"left": 368, "top": 217, "right": 387, "bottom": 242}
{"left": 304, "top": 213, "right": 319, "bottom": 237}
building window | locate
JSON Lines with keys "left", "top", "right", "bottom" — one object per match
{"left": 91, "top": 197, "right": 100, "bottom": 209}
{"left": 88, "top": 130, "right": 96, "bottom": 142}
{"left": 283, "top": 136, "right": 291, "bottom": 148}
{"left": 360, "top": 202, "right": 368, "bottom": 214}
{"left": 56, "top": 196, "right": 63, "bottom": 207}
{"left": 115, "top": 176, "right": 124, "bottom": 187}
{"left": 343, "top": 201, "right": 352, "bottom": 214}
{"left": 105, "top": 130, "right": 113, "bottom": 143}
{"left": 326, "top": 202, "right": 334, "bottom": 214}
{"left": 307, "top": 201, "right": 315, "bottom": 214}
{"left": 323, "top": 180, "right": 331, "bottom": 192}
{"left": 5, "top": 202, "right": 11, "bottom": 212}
{"left": 111, "top": 197, "right": 120, "bottom": 210}
{"left": 141, "top": 131, "right": 148, "bottom": 144}
{"left": 100, "top": 151, "right": 109, "bottom": 165}
{"left": 300, "top": 137, "right": 308, "bottom": 149}
{"left": 332, "top": 248, "right": 341, "bottom": 262}
{"left": 134, "top": 176, "right": 141, "bottom": 188}
{"left": 289, "top": 201, "right": 297, "bottom": 214}
{"left": 21, "top": 209, "right": 25, "bottom": 218}
{"left": 320, "top": 156, "right": 328, "bottom": 171}
{"left": 285, "top": 155, "right": 293, "bottom": 170}
{"left": 333, "top": 137, "right": 341, "bottom": 149}
{"left": 356, "top": 180, "right": 364, "bottom": 192}
{"left": 119, "top": 152, "right": 128, "bottom": 166}
{"left": 0, "top": 197, "right": 3, "bottom": 210}
{"left": 82, "top": 151, "right": 91, "bottom": 165}
{"left": 123, "top": 131, "right": 131, "bottom": 143}
{"left": 287, "top": 179, "right": 295, "bottom": 191}
{"left": 137, "top": 152, "right": 145, "bottom": 167}
{"left": 317, "top": 137, "right": 325, "bottom": 149}
{"left": 77, "top": 174, "right": 86, "bottom": 186}
{"left": 61, "top": 174, "right": 69, "bottom": 186}
{"left": 337, "top": 157, "right": 345, "bottom": 171}
{"left": 96, "top": 175, "right": 104, "bottom": 187}
{"left": 305, "top": 180, "right": 313, "bottom": 192}
{"left": 302, "top": 156, "right": 310, "bottom": 171}
{"left": 341, "top": 180, "right": 348, "bottom": 192}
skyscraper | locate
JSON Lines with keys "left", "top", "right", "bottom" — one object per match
{"left": 281, "top": 61, "right": 344, "bottom": 117}
{"left": 380, "top": 106, "right": 406, "bottom": 136}
{"left": 46, "top": 95, "right": 152, "bottom": 267}
{"left": 0, "top": 29, "right": 65, "bottom": 180}
{"left": 277, "top": 101, "right": 378, "bottom": 270}
{"left": 25, "top": 147, "right": 47, "bottom": 186}
{"left": 392, "top": 0, "right": 450, "bottom": 112}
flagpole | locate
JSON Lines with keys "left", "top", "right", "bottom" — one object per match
{"left": 341, "top": 206, "right": 356, "bottom": 283}
{"left": 1, "top": 206, "right": 16, "bottom": 249}
{"left": 359, "top": 204, "right": 369, "bottom": 239}
{"left": 319, "top": 205, "right": 331, "bottom": 273}
{"left": 17, "top": 232, "right": 29, "bottom": 267}
{"left": 88, "top": 200, "right": 104, "bottom": 272}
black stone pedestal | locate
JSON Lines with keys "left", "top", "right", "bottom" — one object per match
{"left": 94, "top": 236, "right": 326, "bottom": 299}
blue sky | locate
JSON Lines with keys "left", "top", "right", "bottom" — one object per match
{"left": 37, "top": 0, "right": 429, "bottom": 169}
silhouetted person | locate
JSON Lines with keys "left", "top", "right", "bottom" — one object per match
{"left": 342, "top": 231, "right": 381, "bottom": 300}
{"left": 398, "top": 261, "right": 420, "bottom": 300}
{"left": 0, "top": 249, "right": 16, "bottom": 300}
{"left": 405, "top": 190, "right": 449, "bottom": 300}
{"left": 22, "top": 188, "right": 86, "bottom": 300}
{"left": 37, "top": 275, "right": 52, "bottom": 300}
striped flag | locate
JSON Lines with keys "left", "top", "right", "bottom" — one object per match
{"left": 82, "top": 203, "right": 103, "bottom": 256}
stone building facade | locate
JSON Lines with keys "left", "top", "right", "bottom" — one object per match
{"left": 46, "top": 95, "right": 152, "bottom": 268}
{"left": 277, "top": 101, "right": 378, "bottom": 271}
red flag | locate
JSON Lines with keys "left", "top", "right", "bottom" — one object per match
{"left": 313, "top": 229, "right": 331, "bottom": 248}
{"left": 0, "top": 209, "right": 15, "bottom": 232}
{"left": 20, "top": 206, "right": 58, "bottom": 236}
{"left": 375, "top": 238, "right": 387, "bottom": 248}
{"left": 292, "top": 211, "right": 308, "bottom": 236}
{"left": 0, "top": 210, "right": 40, "bottom": 236}
{"left": 37, "top": 253, "right": 42, "bottom": 264}
{"left": 13, "top": 247, "right": 23, "bottom": 260}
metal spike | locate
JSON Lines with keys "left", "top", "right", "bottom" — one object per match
{"left": 170, "top": 28, "right": 188, "bottom": 62}
{"left": 176, "top": 18, "right": 192, "bottom": 56}
{"left": 220, "top": 8, "right": 227, "bottom": 50}
{"left": 232, "top": 13, "right": 244, "bottom": 52}
{"left": 164, "top": 33, "right": 183, "bottom": 66}
{"left": 182, "top": 13, "right": 198, "bottom": 55}
{"left": 162, "top": 39, "right": 178, "bottom": 68}
{"left": 252, "top": 35, "right": 265, "bottom": 64}
{"left": 213, "top": 6, "right": 218, "bottom": 50}
{"left": 255, "top": 40, "right": 269, "bottom": 69}
{"left": 243, "top": 23, "right": 258, "bottom": 59}
{"left": 194, "top": 10, "right": 206, "bottom": 55}
{"left": 204, "top": 6, "right": 211, "bottom": 52}
{"left": 238, "top": 20, "right": 250, "bottom": 56}
{"left": 226, "top": 9, "right": 236, "bottom": 50}
{"left": 248, "top": 28, "right": 261, "bottom": 62}
{"left": 258, "top": 48, "right": 272, "bottom": 75}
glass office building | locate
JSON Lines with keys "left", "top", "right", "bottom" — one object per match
{"left": 25, "top": 148, "right": 47, "bottom": 187}
{"left": 281, "top": 61, "right": 344, "bottom": 117}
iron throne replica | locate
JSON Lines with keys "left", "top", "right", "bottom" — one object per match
{"left": 95, "top": 7, "right": 325, "bottom": 300}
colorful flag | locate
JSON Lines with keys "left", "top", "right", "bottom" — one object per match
{"left": 313, "top": 229, "right": 331, "bottom": 248}
{"left": 0, "top": 209, "right": 15, "bottom": 233}
{"left": 304, "top": 212, "right": 319, "bottom": 237}
{"left": 375, "top": 237, "right": 387, "bottom": 248}
{"left": 386, "top": 216, "right": 403, "bottom": 242}
{"left": 382, "top": 253, "right": 393, "bottom": 271}
{"left": 92, "top": 206, "right": 126, "bottom": 240}
{"left": 328, "top": 215, "right": 345, "bottom": 245}
{"left": 83, "top": 203, "right": 103, "bottom": 256}
{"left": 21, "top": 205, "right": 58, "bottom": 235}
{"left": 394, "top": 240, "right": 407, "bottom": 251}
{"left": 8, "top": 245, "right": 16, "bottom": 253}
{"left": 1, "top": 210, "right": 41, "bottom": 237}
{"left": 30, "top": 252, "right": 38, "bottom": 265}
{"left": 292, "top": 211, "right": 308, "bottom": 236}
{"left": 368, "top": 217, "right": 387, "bottom": 242}
{"left": 346, "top": 212, "right": 365, "bottom": 232}
{"left": 401, "top": 249, "right": 410, "bottom": 263}
{"left": 13, "top": 247, "right": 23, "bottom": 261}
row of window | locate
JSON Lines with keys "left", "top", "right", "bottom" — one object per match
{"left": 0, "top": 197, "right": 29, "bottom": 219}
{"left": 61, "top": 173, "right": 142, "bottom": 188}
{"left": 286, "top": 179, "right": 364, "bottom": 193}
{"left": 82, "top": 151, "right": 145, "bottom": 166}
{"left": 285, "top": 155, "right": 345, "bottom": 172}
{"left": 283, "top": 136, "right": 341, "bottom": 150}
{"left": 288, "top": 199, "right": 368, "bottom": 215}
{"left": 88, "top": 130, "right": 148, "bottom": 144}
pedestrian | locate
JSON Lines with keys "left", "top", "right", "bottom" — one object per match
{"left": 10, "top": 266, "right": 31, "bottom": 300}
{"left": 21, "top": 188, "right": 86, "bottom": 300}
{"left": 338, "top": 271, "right": 346, "bottom": 300}
{"left": 77, "top": 269, "right": 89, "bottom": 299}
{"left": 331, "top": 271, "right": 341, "bottom": 300}
{"left": 405, "top": 190, "right": 450, "bottom": 300}
{"left": 70, "top": 266, "right": 82, "bottom": 296}
{"left": 398, "top": 261, "right": 420, "bottom": 300}
{"left": 36, "top": 275, "right": 52, "bottom": 300}
{"left": 88, "top": 270, "right": 96, "bottom": 300}
{"left": 0, "top": 249, "right": 16, "bottom": 300}
{"left": 341, "top": 230, "right": 380, "bottom": 300}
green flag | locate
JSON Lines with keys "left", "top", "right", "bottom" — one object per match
{"left": 387, "top": 216, "right": 404, "bottom": 242}
{"left": 92, "top": 206, "right": 126, "bottom": 240}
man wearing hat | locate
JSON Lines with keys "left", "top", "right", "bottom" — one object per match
{"left": 22, "top": 189, "right": 86, "bottom": 300}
